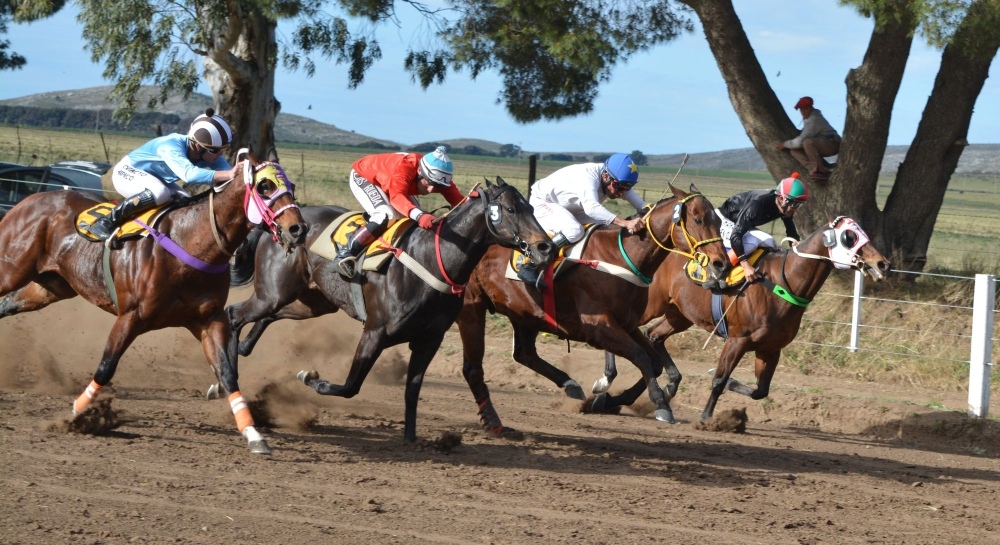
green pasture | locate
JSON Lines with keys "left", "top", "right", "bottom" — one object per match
{"left": 1, "top": 125, "right": 998, "bottom": 411}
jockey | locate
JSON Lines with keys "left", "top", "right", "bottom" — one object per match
{"left": 89, "top": 108, "right": 242, "bottom": 241}
{"left": 521, "top": 152, "right": 649, "bottom": 288}
{"left": 717, "top": 172, "right": 808, "bottom": 283}
{"left": 334, "top": 146, "right": 465, "bottom": 277}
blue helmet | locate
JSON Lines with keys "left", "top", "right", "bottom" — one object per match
{"left": 603, "top": 153, "right": 639, "bottom": 187}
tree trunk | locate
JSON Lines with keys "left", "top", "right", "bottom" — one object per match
{"left": 680, "top": 0, "right": 801, "bottom": 181}
{"left": 884, "top": 0, "right": 1000, "bottom": 272}
{"left": 202, "top": 10, "right": 280, "bottom": 164}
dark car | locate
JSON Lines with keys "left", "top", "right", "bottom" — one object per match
{"left": 0, "top": 160, "right": 113, "bottom": 220}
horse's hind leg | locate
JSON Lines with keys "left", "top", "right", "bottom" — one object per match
{"left": 645, "top": 308, "right": 692, "bottom": 398}
{"left": 192, "top": 314, "right": 272, "bottom": 455}
{"left": 590, "top": 328, "right": 675, "bottom": 423}
{"left": 0, "top": 278, "right": 76, "bottom": 318}
{"left": 511, "top": 324, "right": 585, "bottom": 400}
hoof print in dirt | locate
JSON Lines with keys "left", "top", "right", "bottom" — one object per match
{"left": 418, "top": 431, "right": 463, "bottom": 452}
{"left": 695, "top": 407, "right": 748, "bottom": 433}
{"left": 55, "top": 397, "right": 123, "bottom": 435}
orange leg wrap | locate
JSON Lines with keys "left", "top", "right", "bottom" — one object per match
{"left": 73, "top": 380, "right": 103, "bottom": 414}
{"left": 228, "top": 391, "right": 255, "bottom": 432}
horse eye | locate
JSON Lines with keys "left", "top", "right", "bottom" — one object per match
{"left": 256, "top": 179, "right": 273, "bottom": 194}
{"left": 506, "top": 206, "right": 515, "bottom": 213}
{"left": 694, "top": 217, "right": 704, "bottom": 226}
{"left": 841, "top": 230, "right": 858, "bottom": 247}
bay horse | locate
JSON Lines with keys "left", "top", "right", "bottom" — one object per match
{"left": 0, "top": 150, "right": 307, "bottom": 454}
{"left": 224, "top": 176, "right": 554, "bottom": 443}
{"left": 593, "top": 215, "right": 891, "bottom": 421}
{"left": 456, "top": 183, "right": 729, "bottom": 437}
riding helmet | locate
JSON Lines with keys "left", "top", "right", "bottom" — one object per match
{"left": 418, "top": 146, "right": 454, "bottom": 187}
{"left": 776, "top": 172, "right": 809, "bottom": 202}
{"left": 189, "top": 108, "right": 234, "bottom": 149}
{"left": 602, "top": 153, "right": 639, "bottom": 187}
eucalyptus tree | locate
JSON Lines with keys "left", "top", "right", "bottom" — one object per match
{"left": 75, "top": 0, "right": 437, "bottom": 157}
{"left": 2, "top": 0, "right": 68, "bottom": 70}
{"left": 413, "top": 0, "right": 999, "bottom": 271}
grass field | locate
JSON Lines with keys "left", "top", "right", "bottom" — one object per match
{"left": 2, "top": 125, "right": 997, "bottom": 404}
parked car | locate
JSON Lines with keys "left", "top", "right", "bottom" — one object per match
{"left": 0, "top": 160, "right": 113, "bottom": 220}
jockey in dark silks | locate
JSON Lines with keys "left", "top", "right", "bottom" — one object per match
{"left": 717, "top": 173, "right": 808, "bottom": 283}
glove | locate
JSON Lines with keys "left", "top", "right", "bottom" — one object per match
{"left": 417, "top": 213, "right": 435, "bottom": 230}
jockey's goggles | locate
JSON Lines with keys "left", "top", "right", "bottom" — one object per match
{"left": 198, "top": 143, "right": 229, "bottom": 154}
{"left": 610, "top": 179, "right": 637, "bottom": 191}
{"left": 779, "top": 196, "right": 805, "bottom": 209}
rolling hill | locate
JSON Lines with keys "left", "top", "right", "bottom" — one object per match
{"left": 2, "top": 86, "right": 998, "bottom": 173}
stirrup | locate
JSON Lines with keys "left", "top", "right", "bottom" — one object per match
{"left": 517, "top": 265, "right": 547, "bottom": 290}
{"left": 336, "top": 255, "right": 359, "bottom": 278}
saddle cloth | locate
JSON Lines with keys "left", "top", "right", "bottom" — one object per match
{"left": 685, "top": 248, "right": 766, "bottom": 289}
{"left": 504, "top": 224, "right": 598, "bottom": 282}
{"left": 75, "top": 202, "right": 167, "bottom": 243}
{"left": 308, "top": 212, "right": 414, "bottom": 272}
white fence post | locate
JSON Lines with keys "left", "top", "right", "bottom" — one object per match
{"left": 849, "top": 269, "right": 863, "bottom": 352}
{"left": 968, "top": 274, "right": 995, "bottom": 419}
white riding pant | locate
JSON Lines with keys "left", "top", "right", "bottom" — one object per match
{"left": 716, "top": 209, "right": 776, "bottom": 255}
{"left": 529, "top": 201, "right": 590, "bottom": 243}
{"left": 111, "top": 157, "right": 188, "bottom": 206}
{"left": 348, "top": 170, "right": 416, "bottom": 225}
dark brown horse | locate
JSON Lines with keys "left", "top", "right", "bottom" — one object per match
{"left": 225, "top": 177, "right": 554, "bottom": 443}
{"left": 593, "top": 215, "right": 891, "bottom": 421}
{"left": 0, "top": 151, "right": 307, "bottom": 454}
{"left": 456, "top": 184, "right": 729, "bottom": 437}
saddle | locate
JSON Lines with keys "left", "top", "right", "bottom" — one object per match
{"left": 685, "top": 248, "right": 767, "bottom": 289}
{"left": 308, "top": 212, "right": 414, "bottom": 273}
{"left": 75, "top": 202, "right": 169, "bottom": 243}
{"left": 505, "top": 224, "right": 599, "bottom": 283}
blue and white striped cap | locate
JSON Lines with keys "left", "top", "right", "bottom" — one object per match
{"left": 419, "top": 146, "right": 454, "bottom": 187}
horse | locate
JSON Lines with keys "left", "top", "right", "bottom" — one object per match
{"left": 224, "top": 176, "right": 555, "bottom": 443}
{"left": 455, "top": 183, "right": 730, "bottom": 437}
{"left": 592, "top": 215, "right": 892, "bottom": 421}
{"left": 0, "top": 150, "right": 308, "bottom": 454}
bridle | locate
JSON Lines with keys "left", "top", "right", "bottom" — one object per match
{"left": 615, "top": 193, "right": 722, "bottom": 283}
{"left": 209, "top": 149, "right": 300, "bottom": 256}
{"left": 430, "top": 182, "right": 532, "bottom": 296}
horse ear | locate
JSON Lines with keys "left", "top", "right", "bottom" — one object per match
{"left": 689, "top": 183, "right": 700, "bottom": 194}
{"left": 266, "top": 147, "right": 280, "bottom": 163}
{"left": 495, "top": 175, "right": 507, "bottom": 186}
{"left": 484, "top": 176, "right": 495, "bottom": 189}
{"left": 669, "top": 182, "right": 686, "bottom": 199}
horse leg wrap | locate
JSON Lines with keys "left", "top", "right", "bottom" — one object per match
{"left": 477, "top": 398, "right": 504, "bottom": 435}
{"left": 72, "top": 380, "right": 103, "bottom": 414}
{"left": 228, "top": 391, "right": 255, "bottom": 432}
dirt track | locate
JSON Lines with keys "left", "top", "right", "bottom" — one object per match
{"left": 2, "top": 287, "right": 999, "bottom": 545}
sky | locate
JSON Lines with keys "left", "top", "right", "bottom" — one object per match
{"left": 1, "top": 1, "right": 997, "bottom": 155}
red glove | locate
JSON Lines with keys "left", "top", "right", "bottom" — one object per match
{"left": 417, "top": 213, "right": 435, "bottom": 230}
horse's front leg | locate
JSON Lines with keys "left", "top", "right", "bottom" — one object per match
{"left": 701, "top": 337, "right": 751, "bottom": 422}
{"left": 511, "top": 324, "right": 585, "bottom": 400}
{"left": 402, "top": 332, "right": 448, "bottom": 443}
{"left": 0, "top": 279, "right": 77, "bottom": 318}
{"left": 194, "top": 314, "right": 272, "bottom": 455}
{"left": 457, "top": 299, "right": 519, "bottom": 438}
{"left": 738, "top": 349, "right": 780, "bottom": 401}
{"left": 645, "top": 308, "right": 691, "bottom": 398}
{"left": 72, "top": 312, "right": 142, "bottom": 414}
{"left": 299, "top": 327, "right": 386, "bottom": 399}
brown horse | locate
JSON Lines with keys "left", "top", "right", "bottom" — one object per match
{"left": 456, "top": 184, "right": 729, "bottom": 436}
{"left": 593, "top": 215, "right": 892, "bottom": 421}
{"left": 224, "top": 176, "right": 555, "bottom": 443}
{"left": 0, "top": 151, "right": 307, "bottom": 454}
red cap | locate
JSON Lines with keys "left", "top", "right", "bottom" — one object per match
{"left": 794, "top": 96, "right": 814, "bottom": 110}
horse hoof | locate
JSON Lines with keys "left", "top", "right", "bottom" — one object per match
{"left": 206, "top": 383, "right": 221, "bottom": 400}
{"left": 248, "top": 439, "right": 273, "bottom": 455}
{"left": 654, "top": 408, "right": 676, "bottom": 424}
{"left": 297, "top": 370, "right": 318, "bottom": 384}
{"left": 563, "top": 380, "right": 586, "bottom": 400}
{"left": 487, "top": 425, "right": 525, "bottom": 441}
{"left": 591, "top": 376, "right": 611, "bottom": 394}
{"left": 591, "top": 393, "right": 608, "bottom": 413}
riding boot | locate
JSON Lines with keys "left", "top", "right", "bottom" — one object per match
{"left": 334, "top": 224, "right": 378, "bottom": 278}
{"left": 516, "top": 232, "right": 570, "bottom": 290}
{"left": 88, "top": 189, "right": 157, "bottom": 241}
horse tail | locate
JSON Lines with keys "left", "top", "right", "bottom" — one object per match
{"left": 229, "top": 227, "right": 266, "bottom": 287}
